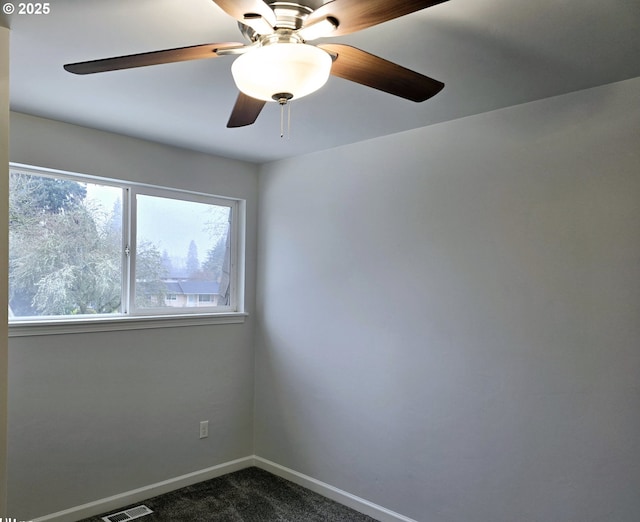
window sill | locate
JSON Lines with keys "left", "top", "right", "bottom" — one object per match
{"left": 8, "top": 312, "right": 248, "bottom": 337}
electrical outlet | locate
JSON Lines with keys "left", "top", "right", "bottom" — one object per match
{"left": 199, "top": 420, "right": 209, "bottom": 439}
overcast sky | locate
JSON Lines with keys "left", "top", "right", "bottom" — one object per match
{"left": 86, "top": 184, "right": 230, "bottom": 263}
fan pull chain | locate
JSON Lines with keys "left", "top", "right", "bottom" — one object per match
{"left": 274, "top": 93, "right": 293, "bottom": 139}
{"left": 279, "top": 99, "right": 292, "bottom": 139}
{"left": 280, "top": 101, "right": 285, "bottom": 138}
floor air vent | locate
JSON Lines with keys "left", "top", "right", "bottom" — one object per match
{"left": 101, "top": 505, "right": 153, "bottom": 522}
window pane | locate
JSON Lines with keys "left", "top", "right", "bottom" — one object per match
{"left": 134, "top": 194, "right": 232, "bottom": 310}
{"left": 9, "top": 171, "right": 123, "bottom": 318}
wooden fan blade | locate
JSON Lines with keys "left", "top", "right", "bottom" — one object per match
{"left": 227, "top": 92, "right": 267, "bottom": 128}
{"left": 318, "top": 44, "right": 444, "bottom": 102}
{"left": 211, "top": 0, "right": 276, "bottom": 27}
{"left": 64, "top": 42, "right": 245, "bottom": 75}
{"left": 304, "top": 0, "right": 447, "bottom": 37}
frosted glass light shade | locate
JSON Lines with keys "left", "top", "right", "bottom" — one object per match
{"left": 231, "top": 43, "right": 332, "bottom": 102}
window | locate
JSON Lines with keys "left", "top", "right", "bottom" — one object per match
{"left": 8, "top": 165, "right": 242, "bottom": 322}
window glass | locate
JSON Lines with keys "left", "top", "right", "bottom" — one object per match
{"left": 9, "top": 171, "right": 123, "bottom": 318}
{"left": 134, "top": 193, "right": 232, "bottom": 311}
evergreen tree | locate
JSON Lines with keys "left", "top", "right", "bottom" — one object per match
{"left": 186, "top": 240, "right": 200, "bottom": 277}
{"left": 9, "top": 172, "right": 86, "bottom": 219}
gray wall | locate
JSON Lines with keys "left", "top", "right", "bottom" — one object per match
{"left": 255, "top": 77, "right": 640, "bottom": 521}
{"left": 8, "top": 113, "right": 259, "bottom": 519}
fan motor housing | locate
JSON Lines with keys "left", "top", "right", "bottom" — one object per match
{"left": 240, "top": 1, "right": 324, "bottom": 41}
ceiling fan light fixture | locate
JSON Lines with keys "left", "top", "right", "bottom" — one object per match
{"left": 231, "top": 43, "right": 332, "bottom": 102}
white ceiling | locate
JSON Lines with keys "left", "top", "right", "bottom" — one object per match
{"left": 5, "top": 0, "right": 640, "bottom": 163}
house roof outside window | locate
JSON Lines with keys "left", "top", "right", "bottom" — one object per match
{"left": 165, "top": 281, "right": 220, "bottom": 296}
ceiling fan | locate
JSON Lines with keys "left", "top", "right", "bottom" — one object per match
{"left": 64, "top": 0, "right": 447, "bottom": 129}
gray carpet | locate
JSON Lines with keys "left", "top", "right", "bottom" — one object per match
{"left": 80, "top": 467, "right": 379, "bottom": 521}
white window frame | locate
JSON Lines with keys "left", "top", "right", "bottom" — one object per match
{"left": 128, "top": 185, "right": 239, "bottom": 316}
{"left": 8, "top": 163, "right": 247, "bottom": 335}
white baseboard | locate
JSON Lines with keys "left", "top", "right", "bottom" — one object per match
{"left": 32, "top": 456, "right": 254, "bottom": 522}
{"left": 253, "top": 456, "right": 418, "bottom": 522}
{"left": 32, "top": 455, "right": 417, "bottom": 522}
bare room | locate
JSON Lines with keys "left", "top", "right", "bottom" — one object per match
{"left": 1, "top": 1, "right": 639, "bottom": 521}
